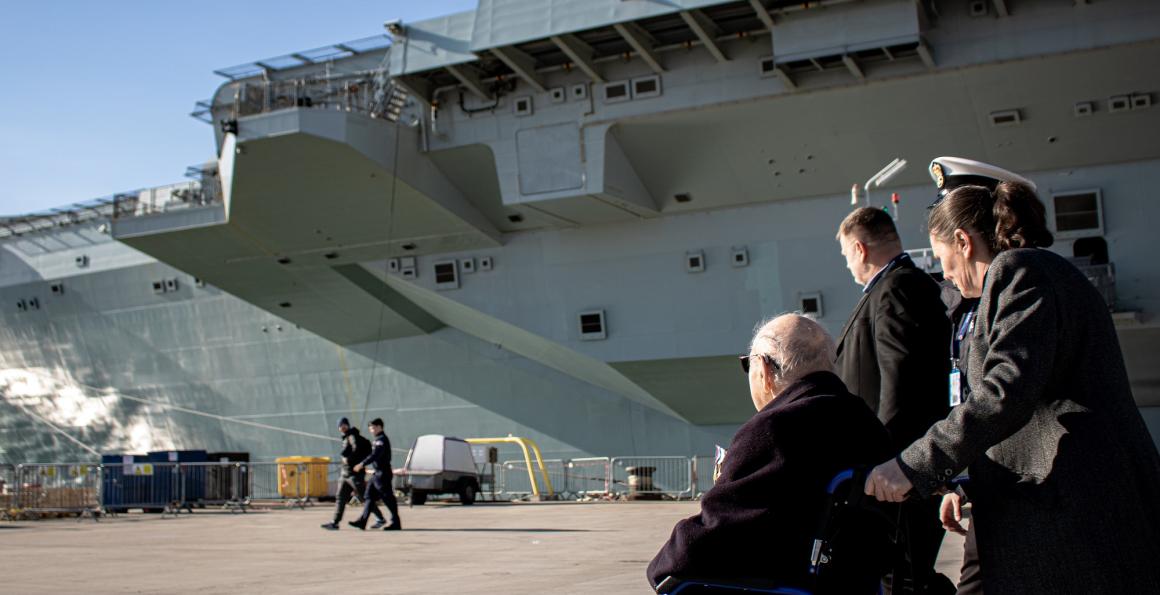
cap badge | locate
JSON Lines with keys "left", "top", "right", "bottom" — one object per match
{"left": 931, "top": 163, "right": 945, "bottom": 189}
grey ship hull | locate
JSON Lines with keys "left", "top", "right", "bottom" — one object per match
{"left": 0, "top": 245, "right": 737, "bottom": 462}
{"left": 5, "top": 0, "right": 1160, "bottom": 462}
{"left": 3, "top": 165, "right": 1160, "bottom": 463}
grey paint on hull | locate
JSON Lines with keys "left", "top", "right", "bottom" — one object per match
{"left": 0, "top": 260, "right": 734, "bottom": 463}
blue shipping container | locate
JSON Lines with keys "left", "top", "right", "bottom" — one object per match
{"left": 100, "top": 454, "right": 163, "bottom": 512}
{"left": 148, "top": 450, "right": 209, "bottom": 506}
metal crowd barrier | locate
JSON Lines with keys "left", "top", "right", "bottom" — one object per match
{"left": 496, "top": 458, "right": 568, "bottom": 499}
{"left": 0, "top": 456, "right": 715, "bottom": 517}
{"left": 692, "top": 456, "right": 716, "bottom": 498}
{"left": 15, "top": 464, "right": 101, "bottom": 520}
{"left": 247, "top": 461, "right": 343, "bottom": 508}
{"left": 610, "top": 456, "right": 694, "bottom": 500}
{"left": 497, "top": 459, "right": 554, "bottom": 498}
{"left": 0, "top": 464, "right": 15, "bottom": 519}
{"left": 177, "top": 462, "right": 249, "bottom": 512}
{"left": 101, "top": 463, "right": 190, "bottom": 517}
{"left": 495, "top": 458, "right": 612, "bottom": 500}
{"left": 566, "top": 457, "right": 612, "bottom": 496}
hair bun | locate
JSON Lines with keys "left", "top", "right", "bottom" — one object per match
{"left": 992, "top": 181, "right": 1054, "bottom": 250}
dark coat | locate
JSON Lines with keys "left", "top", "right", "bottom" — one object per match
{"left": 899, "top": 248, "right": 1160, "bottom": 594}
{"left": 359, "top": 432, "right": 392, "bottom": 474}
{"left": 340, "top": 427, "right": 372, "bottom": 475}
{"left": 647, "top": 371, "right": 893, "bottom": 589}
{"left": 836, "top": 257, "right": 952, "bottom": 451}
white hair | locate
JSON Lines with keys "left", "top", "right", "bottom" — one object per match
{"left": 749, "top": 313, "right": 836, "bottom": 385}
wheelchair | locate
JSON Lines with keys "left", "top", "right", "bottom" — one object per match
{"left": 655, "top": 468, "right": 902, "bottom": 595}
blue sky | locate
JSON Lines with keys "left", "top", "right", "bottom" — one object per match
{"left": 0, "top": 0, "right": 476, "bottom": 216}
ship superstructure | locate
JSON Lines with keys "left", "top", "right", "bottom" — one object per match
{"left": 3, "top": 0, "right": 1159, "bottom": 462}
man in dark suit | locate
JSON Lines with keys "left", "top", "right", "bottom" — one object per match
{"left": 647, "top": 314, "right": 893, "bottom": 592}
{"left": 835, "top": 208, "right": 952, "bottom": 594}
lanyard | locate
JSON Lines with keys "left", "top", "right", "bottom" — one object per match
{"left": 863, "top": 252, "right": 912, "bottom": 294}
{"left": 949, "top": 308, "right": 976, "bottom": 407}
{"left": 950, "top": 309, "right": 976, "bottom": 363}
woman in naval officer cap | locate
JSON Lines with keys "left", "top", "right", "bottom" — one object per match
{"left": 922, "top": 157, "right": 1034, "bottom": 595}
{"left": 863, "top": 157, "right": 1160, "bottom": 593}
{"left": 929, "top": 158, "right": 1037, "bottom": 408}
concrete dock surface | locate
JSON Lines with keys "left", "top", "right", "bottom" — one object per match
{"left": 0, "top": 501, "right": 965, "bottom": 594}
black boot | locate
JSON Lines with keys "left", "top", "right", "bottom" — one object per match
{"left": 321, "top": 522, "right": 340, "bottom": 530}
{"left": 347, "top": 520, "right": 366, "bottom": 530}
{"left": 383, "top": 519, "right": 402, "bottom": 531}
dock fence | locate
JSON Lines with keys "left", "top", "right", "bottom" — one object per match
{"left": 692, "top": 456, "right": 715, "bottom": 498}
{"left": 610, "top": 456, "right": 694, "bottom": 500}
{"left": 101, "top": 462, "right": 188, "bottom": 516}
{"left": 498, "top": 459, "right": 565, "bottom": 498}
{"left": 16, "top": 463, "right": 101, "bottom": 519}
{"left": 245, "top": 461, "right": 338, "bottom": 508}
{"left": 495, "top": 457, "right": 612, "bottom": 500}
{"left": 0, "top": 464, "right": 15, "bottom": 519}
{"left": 566, "top": 457, "right": 612, "bottom": 496}
{"left": 0, "top": 456, "right": 717, "bottom": 518}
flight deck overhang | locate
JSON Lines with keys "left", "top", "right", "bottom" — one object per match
{"left": 469, "top": 0, "right": 742, "bottom": 53}
{"left": 112, "top": 108, "right": 503, "bottom": 345}
{"left": 387, "top": 0, "right": 781, "bottom": 106}
{"left": 227, "top": 108, "right": 501, "bottom": 250}
{"left": 387, "top": 0, "right": 742, "bottom": 79}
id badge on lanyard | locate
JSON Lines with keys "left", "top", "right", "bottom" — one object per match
{"left": 949, "top": 366, "right": 963, "bottom": 406}
{"left": 949, "top": 310, "right": 975, "bottom": 407}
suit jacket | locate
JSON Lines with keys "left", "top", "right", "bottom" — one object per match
{"left": 899, "top": 248, "right": 1160, "bottom": 594}
{"left": 647, "top": 372, "right": 892, "bottom": 590}
{"left": 836, "top": 257, "right": 951, "bottom": 451}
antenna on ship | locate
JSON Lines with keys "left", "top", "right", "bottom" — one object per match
{"left": 855, "top": 158, "right": 907, "bottom": 221}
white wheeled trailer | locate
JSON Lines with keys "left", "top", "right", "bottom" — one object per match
{"left": 399, "top": 435, "right": 481, "bottom": 505}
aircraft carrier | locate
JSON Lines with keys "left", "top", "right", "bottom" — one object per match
{"left": 2, "top": 0, "right": 1159, "bottom": 463}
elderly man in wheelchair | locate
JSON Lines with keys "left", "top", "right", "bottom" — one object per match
{"left": 648, "top": 314, "right": 899, "bottom": 594}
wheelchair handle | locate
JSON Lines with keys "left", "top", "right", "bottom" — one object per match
{"left": 826, "top": 468, "right": 856, "bottom": 495}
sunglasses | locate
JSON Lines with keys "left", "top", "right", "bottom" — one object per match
{"left": 739, "top": 354, "right": 780, "bottom": 374}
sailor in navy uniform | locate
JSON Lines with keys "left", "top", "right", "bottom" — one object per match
{"left": 349, "top": 418, "right": 401, "bottom": 531}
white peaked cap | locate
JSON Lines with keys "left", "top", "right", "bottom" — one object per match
{"left": 928, "top": 156, "right": 1037, "bottom": 193}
